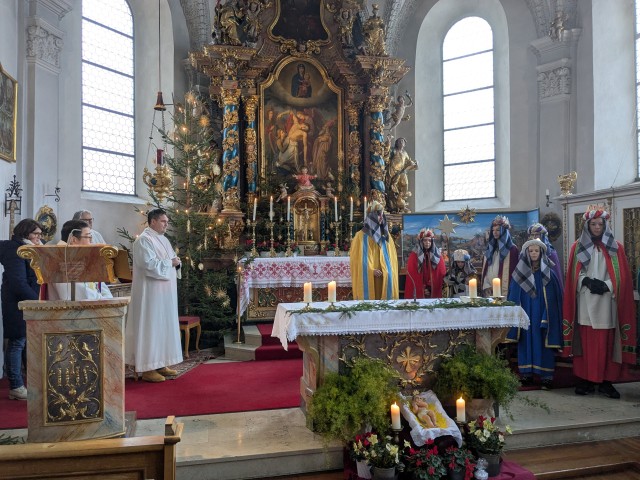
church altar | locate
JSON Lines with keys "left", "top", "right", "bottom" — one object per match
{"left": 272, "top": 299, "right": 529, "bottom": 411}
{"left": 239, "top": 256, "right": 351, "bottom": 320}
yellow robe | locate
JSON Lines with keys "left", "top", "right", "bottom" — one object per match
{"left": 349, "top": 230, "right": 399, "bottom": 300}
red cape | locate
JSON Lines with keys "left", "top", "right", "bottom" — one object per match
{"left": 404, "top": 251, "right": 446, "bottom": 299}
{"left": 561, "top": 241, "right": 637, "bottom": 365}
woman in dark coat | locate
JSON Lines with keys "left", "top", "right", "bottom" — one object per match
{"left": 0, "top": 219, "right": 42, "bottom": 400}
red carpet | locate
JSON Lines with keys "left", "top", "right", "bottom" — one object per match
{"left": 254, "top": 323, "right": 303, "bottom": 361}
{"left": 0, "top": 358, "right": 302, "bottom": 429}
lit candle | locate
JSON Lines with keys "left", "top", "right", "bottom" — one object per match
{"left": 269, "top": 196, "right": 274, "bottom": 221}
{"left": 456, "top": 397, "right": 466, "bottom": 423}
{"left": 469, "top": 278, "right": 477, "bottom": 299}
{"left": 156, "top": 148, "right": 164, "bottom": 166}
{"left": 303, "top": 282, "right": 312, "bottom": 303}
{"left": 391, "top": 402, "right": 401, "bottom": 430}
{"left": 287, "top": 196, "right": 291, "bottom": 222}
{"left": 545, "top": 188, "right": 550, "bottom": 196}
{"left": 349, "top": 197, "right": 353, "bottom": 221}
{"left": 252, "top": 198, "right": 257, "bottom": 222}
{"left": 327, "top": 281, "right": 337, "bottom": 303}
{"left": 334, "top": 197, "right": 338, "bottom": 222}
{"left": 364, "top": 196, "right": 367, "bottom": 218}
{"left": 492, "top": 278, "right": 501, "bottom": 297}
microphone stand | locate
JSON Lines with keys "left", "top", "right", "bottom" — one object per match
{"left": 405, "top": 269, "right": 418, "bottom": 303}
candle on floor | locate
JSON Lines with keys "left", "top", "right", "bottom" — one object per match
{"left": 391, "top": 402, "right": 401, "bottom": 429}
{"left": 327, "top": 281, "right": 337, "bottom": 303}
{"left": 303, "top": 282, "right": 312, "bottom": 303}
{"left": 492, "top": 278, "right": 501, "bottom": 297}
{"left": 456, "top": 397, "right": 466, "bottom": 423}
{"left": 469, "top": 278, "right": 477, "bottom": 298}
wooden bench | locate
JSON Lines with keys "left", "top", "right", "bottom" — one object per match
{"left": 0, "top": 416, "right": 183, "bottom": 480}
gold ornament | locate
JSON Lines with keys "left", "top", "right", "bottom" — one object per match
{"left": 457, "top": 206, "right": 476, "bottom": 224}
{"left": 437, "top": 214, "right": 459, "bottom": 236}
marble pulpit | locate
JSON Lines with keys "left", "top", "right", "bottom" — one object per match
{"left": 17, "top": 244, "right": 130, "bottom": 443}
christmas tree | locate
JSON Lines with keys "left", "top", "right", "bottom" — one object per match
{"left": 119, "top": 92, "right": 235, "bottom": 348}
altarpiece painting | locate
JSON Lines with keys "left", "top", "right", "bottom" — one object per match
{"left": 0, "top": 63, "right": 18, "bottom": 162}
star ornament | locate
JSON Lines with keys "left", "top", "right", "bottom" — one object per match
{"left": 437, "top": 214, "right": 459, "bottom": 236}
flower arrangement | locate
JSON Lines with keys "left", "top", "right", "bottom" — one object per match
{"left": 443, "top": 445, "right": 476, "bottom": 480}
{"left": 402, "top": 439, "right": 447, "bottom": 480}
{"left": 256, "top": 240, "right": 270, "bottom": 253}
{"left": 465, "top": 416, "right": 512, "bottom": 455}
{"left": 368, "top": 434, "right": 401, "bottom": 469}
{"left": 350, "top": 431, "right": 376, "bottom": 462}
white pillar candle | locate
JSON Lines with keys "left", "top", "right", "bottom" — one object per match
{"left": 492, "top": 277, "right": 501, "bottom": 297}
{"left": 334, "top": 196, "right": 338, "bottom": 222}
{"left": 545, "top": 188, "right": 550, "bottom": 196}
{"left": 269, "top": 196, "right": 274, "bottom": 221}
{"left": 287, "top": 196, "right": 291, "bottom": 221}
{"left": 327, "top": 281, "right": 337, "bottom": 303}
{"left": 349, "top": 197, "right": 353, "bottom": 221}
{"left": 456, "top": 397, "right": 466, "bottom": 423}
{"left": 252, "top": 197, "right": 257, "bottom": 222}
{"left": 363, "top": 196, "right": 367, "bottom": 218}
{"left": 469, "top": 278, "right": 477, "bottom": 299}
{"left": 391, "top": 402, "right": 401, "bottom": 429}
{"left": 303, "top": 282, "right": 312, "bottom": 303}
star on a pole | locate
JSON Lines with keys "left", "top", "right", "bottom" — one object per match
{"left": 437, "top": 214, "right": 459, "bottom": 236}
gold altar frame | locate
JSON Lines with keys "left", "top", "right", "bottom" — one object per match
{"left": 259, "top": 56, "right": 344, "bottom": 189}
{"left": 0, "top": 63, "right": 18, "bottom": 163}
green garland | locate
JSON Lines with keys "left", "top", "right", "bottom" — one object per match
{"left": 287, "top": 298, "right": 516, "bottom": 319}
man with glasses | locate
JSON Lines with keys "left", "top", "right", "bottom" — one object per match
{"left": 125, "top": 208, "right": 183, "bottom": 382}
{"left": 73, "top": 210, "right": 106, "bottom": 244}
{"left": 562, "top": 207, "right": 636, "bottom": 399}
{"left": 47, "top": 220, "right": 113, "bottom": 301}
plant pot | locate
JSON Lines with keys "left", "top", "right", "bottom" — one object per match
{"left": 448, "top": 468, "right": 466, "bottom": 480}
{"left": 276, "top": 252, "right": 285, "bottom": 257}
{"left": 477, "top": 452, "right": 501, "bottom": 477}
{"left": 326, "top": 250, "right": 336, "bottom": 257}
{"left": 259, "top": 251, "right": 271, "bottom": 258}
{"left": 466, "top": 398, "right": 495, "bottom": 420}
{"left": 371, "top": 466, "right": 396, "bottom": 480}
{"left": 356, "top": 460, "right": 372, "bottom": 479}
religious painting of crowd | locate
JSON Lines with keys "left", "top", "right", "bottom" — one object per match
{"left": 270, "top": 0, "right": 329, "bottom": 43}
{"left": 402, "top": 210, "right": 539, "bottom": 270}
{"left": 260, "top": 59, "right": 342, "bottom": 193}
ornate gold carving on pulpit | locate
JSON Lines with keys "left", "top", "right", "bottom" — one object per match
{"left": 45, "top": 331, "right": 103, "bottom": 424}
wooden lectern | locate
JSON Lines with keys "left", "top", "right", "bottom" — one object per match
{"left": 17, "top": 245, "right": 130, "bottom": 443}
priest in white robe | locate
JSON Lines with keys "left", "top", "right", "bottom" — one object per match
{"left": 125, "top": 208, "right": 183, "bottom": 382}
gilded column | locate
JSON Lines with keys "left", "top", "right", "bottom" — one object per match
{"left": 368, "top": 95, "right": 389, "bottom": 207}
{"left": 221, "top": 88, "right": 241, "bottom": 212}
{"left": 346, "top": 101, "right": 363, "bottom": 192}
{"left": 243, "top": 95, "right": 259, "bottom": 195}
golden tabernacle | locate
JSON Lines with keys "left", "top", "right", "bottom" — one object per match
{"left": 17, "top": 245, "right": 130, "bottom": 443}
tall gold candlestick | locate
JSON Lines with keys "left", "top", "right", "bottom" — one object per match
{"left": 285, "top": 221, "right": 293, "bottom": 256}
{"left": 247, "top": 219, "right": 258, "bottom": 256}
{"left": 331, "top": 221, "right": 341, "bottom": 255}
{"left": 348, "top": 221, "right": 355, "bottom": 243}
{"left": 267, "top": 221, "right": 276, "bottom": 257}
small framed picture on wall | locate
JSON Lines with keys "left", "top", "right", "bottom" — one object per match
{"left": 0, "top": 63, "right": 18, "bottom": 163}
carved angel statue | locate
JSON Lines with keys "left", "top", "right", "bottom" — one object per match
{"left": 276, "top": 182, "right": 288, "bottom": 203}
{"left": 557, "top": 171, "right": 577, "bottom": 196}
{"left": 243, "top": 0, "right": 262, "bottom": 44}
{"left": 384, "top": 91, "right": 413, "bottom": 130}
{"left": 335, "top": 8, "right": 355, "bottom": 47}
{"left": 213, "top": 0, "right": 244, "bottom": 46}
{"left": 386, "top": 137, "right": 417, "bottom": 213}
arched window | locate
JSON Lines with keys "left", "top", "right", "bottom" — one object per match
{"left": 82, "top": 0, "right": 135, "bottom": 195}
{"left": 442, "top": 17, "right": 495, "bottom": 200}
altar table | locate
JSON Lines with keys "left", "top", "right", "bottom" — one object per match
{"left": 272, "top": 299, "right": 529, "bottom": 412}
{"left": 239, "top": 256, "right": 351, "bottom": 319}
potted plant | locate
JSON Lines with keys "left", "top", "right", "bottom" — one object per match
{"left": 350, "top": 431, "right": 375, "bottom": 479}
{"left": 433, "top": 344, "right": 520, "bottom": 418}
{"left": 464, "top": 416, "right": 512, "bottom": 477}
{"left": 401, "top": 438, "right": 447, "bottom": 480}
{"left": 307, "top": 357, "right": 401, "bottom": 445}
{"left": 442, "top": 445, "right": 476, "bottom": 480}
{"left": 368, "top": 434, "right": 401, "bottom": 479}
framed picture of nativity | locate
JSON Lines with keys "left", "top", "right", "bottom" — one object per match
{"left": 401, "top": 210, "right": 540, "bottom": 270}
{"left": 260, "top": 57, "right": 343, "bottom": 194}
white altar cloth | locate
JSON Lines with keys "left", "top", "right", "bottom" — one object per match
{"left": 239, "top": 256, "right": 351, "bottom": 316}
{"left": 272, "top": 299, "right": 530, "bottom": 350}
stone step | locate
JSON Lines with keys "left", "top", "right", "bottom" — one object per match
{"left": 222, "top": 332, "right": 257, "bottom": 361}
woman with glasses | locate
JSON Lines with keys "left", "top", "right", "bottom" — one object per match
{"left": 0, "top": 219, "right": 43, "bottom": 400}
